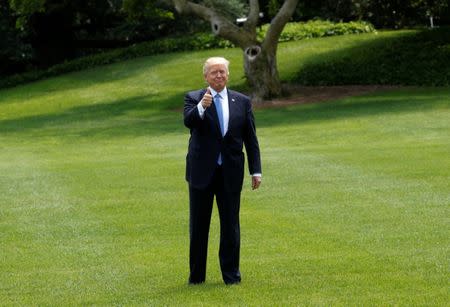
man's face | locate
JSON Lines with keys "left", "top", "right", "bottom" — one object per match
{"left": 204, "top": 64, "right": 229, "bottom": 92}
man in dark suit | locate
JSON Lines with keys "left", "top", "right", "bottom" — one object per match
{"left": 184, "top": 57, "right": 262, "bottom": 285}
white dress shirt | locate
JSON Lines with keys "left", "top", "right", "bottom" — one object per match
{"left": 197, "top": 87, "right": 228, "bottom": 133}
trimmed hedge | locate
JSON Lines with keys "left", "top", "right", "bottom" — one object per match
{"left": 0, "top": 20, "right": 375, "bottom": 89}
{"left": 295, "top": 27, "right": 450, "bottom": 86}
{"left": 258, "top": 20, "right": 376, "bottom": 42}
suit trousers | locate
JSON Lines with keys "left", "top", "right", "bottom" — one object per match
{"left": 188, "top": 166, "right": 242, "bottom": 284}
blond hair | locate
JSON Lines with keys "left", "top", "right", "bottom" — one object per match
{"left": 203, "top": 57, "right": 230, "bottom": 76}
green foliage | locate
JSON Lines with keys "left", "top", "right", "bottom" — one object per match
{"left": 121, "top": 0, "right": 175, "bottom": 40}
{"left": 412, "top": 0, "right": 449, "bottom": 16}
{"left": 295, "top": 27, "right": 450, "bottom": 86}
{"left": 8, "top": 0, "right": 45, "bottom": 28}
{"left": 122, "top": 0, "right": 169, "bottom": 19}
{"left": 266, "top": 0, "right": 281, "bottom": 19}
{"left": 4, "top": 0, "right": 179, "bottom": 73}
{"left": 291, "top": 0, "right": 449, "bottom": 28}
{"left": 367, "top": 0, "right": 449, "bottom": 27}
{"left": 0, "top": 0, "right": 32, "bottom": 74}
{"left": 257, "top": 19, "right": 376, "bottom": 42}
{"left": 8, "top": 0, "right": 44, "bottom": 15}
{"left": 201, "top": 0, "right": 248, "bottom": 20}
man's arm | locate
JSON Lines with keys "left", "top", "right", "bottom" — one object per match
{"left": 243, "top": 98, "right": 262, "bottom": 189}
{"left": 183, "top": 89, "right": 213, "bottom": 128}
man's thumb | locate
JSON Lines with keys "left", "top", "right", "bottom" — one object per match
{"left": 206, "top": 88, "right": 211, "bottom": 94}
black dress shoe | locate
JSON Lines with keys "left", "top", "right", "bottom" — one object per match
{"left": 188, "top": 280, "right": 205, "bottom": 285}
{"left": 224, "top": 280, "right": 240, "bottom": 285}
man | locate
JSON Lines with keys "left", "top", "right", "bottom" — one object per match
{"left": 184, "top": 57, "right": 262, "bottom": 285}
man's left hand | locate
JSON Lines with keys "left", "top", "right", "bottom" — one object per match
{"left": 252, "top": 176, "right": 261, "bottom": 190}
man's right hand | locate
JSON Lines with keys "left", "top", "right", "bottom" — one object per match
{"left": 201, "top": 88, "right": 213, "bottom": 109}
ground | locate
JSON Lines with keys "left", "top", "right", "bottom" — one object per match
{"left": 257, "top": 85, "right": 402, "bottom": 108}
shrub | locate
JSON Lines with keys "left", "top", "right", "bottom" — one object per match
{"left": 295, "top": 27, "right": 450, "bottom": 86}
{"left": 257, "top": 20, "right": 376, "bottom": 42}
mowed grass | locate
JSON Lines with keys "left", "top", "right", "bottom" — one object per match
{"left": 0, "top": 32, "right": 449, "bottom": 305}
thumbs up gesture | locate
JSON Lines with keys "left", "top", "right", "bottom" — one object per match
{"left": 201, "top": 88, "right": 213, "bottom": 109}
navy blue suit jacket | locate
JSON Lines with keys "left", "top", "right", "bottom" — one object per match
{"left": 184, "top": 88, "right": 261, "bottom": 192}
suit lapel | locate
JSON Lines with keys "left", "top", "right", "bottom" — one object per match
{"left": 204, "top": 89, "right": 237, "bottom": 138}
{"left": 227, "top": 90, "right": 236, "bottom": 135}
{"left": 203, "top": 90, "right": 222, "bottom": 137}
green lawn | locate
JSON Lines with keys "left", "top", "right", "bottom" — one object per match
{"left": 0, "top": 33, "right": 449, "bottom": 305}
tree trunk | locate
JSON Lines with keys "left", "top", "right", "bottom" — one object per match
{"left": 243, "top": 44, "right": 282, "bottom": 103}
{"left": 169, "top": 0, "right": 299, "bottom": 103}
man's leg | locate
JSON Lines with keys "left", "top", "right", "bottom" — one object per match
{"left": 188, "top": 184, "right": 214, "bottom": 284}
{"left": 215, "top": 169, "right": 242, "bottom": 284}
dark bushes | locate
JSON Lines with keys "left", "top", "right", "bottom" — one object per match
{"left": 295, "top": 27, "right": 450, "bottom": 86}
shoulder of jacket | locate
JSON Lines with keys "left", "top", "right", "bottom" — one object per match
{"left": 228, "top": 90, "right": 250, "bottom": 101}
{"left": 187, "top": 89, "right": 205, "bottom": 97}
{"left": 185, "top": 89, "right": 207, "bottom": 102}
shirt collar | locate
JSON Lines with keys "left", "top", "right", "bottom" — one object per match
{"left": 209, "top": 87, "right": 227, "bottom": 99}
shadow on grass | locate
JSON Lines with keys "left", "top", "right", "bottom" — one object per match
{"left": 0, "top": 53, "right": 178, "bottom": 103}
{"left": 255, "top": 88, "right": 449, "bottom": 129}
{"left": 1, "top": 86, "right": 448, "bottom": 139}
{"left": 0, "top": 93, "right": 186, "bottom": 138}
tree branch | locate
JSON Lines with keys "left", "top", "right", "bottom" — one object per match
{"left": 245, "top": 0, "right": 260, "bottom": 29}
{"left": 172, "top": 0, "right": 213, "bottom": 20}
{"left": 168, "top": 0, "right": 256, "bottom": 48}
{"left": 263, "top": 0, "right": 299, "bottom": 53}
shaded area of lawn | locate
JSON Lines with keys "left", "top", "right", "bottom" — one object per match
{"left": 256, "top": 87, "right": 450, "bottom": 128}
{"left": 294, "top": 27, "right": 450, "bottom": 86}
{"left": 1, "top": 86, "right": 447, "bottom": 140}
{"left": 0, "top": 94, "right": 184, "bottom": 137}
